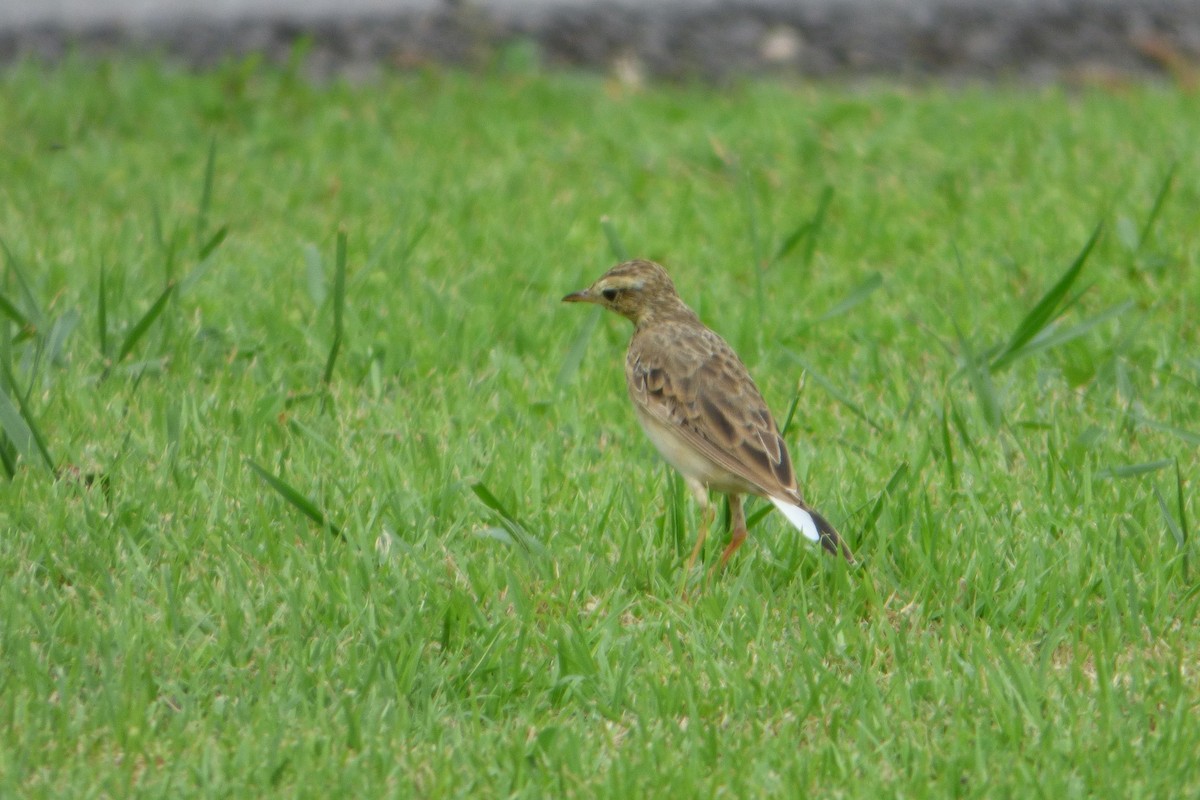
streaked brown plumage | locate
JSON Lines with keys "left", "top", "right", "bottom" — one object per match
{"left": 564, "top": 259, "right": 853, "bottom": 572}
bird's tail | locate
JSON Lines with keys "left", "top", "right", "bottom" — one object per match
{"left": 769, "top": 496, "right": 856, "bottom": 564}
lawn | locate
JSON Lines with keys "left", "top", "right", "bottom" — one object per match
{"left": 1, "top": 56, "right": 1198, "bottom": 797}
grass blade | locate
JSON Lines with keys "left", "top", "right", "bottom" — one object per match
{"left": 1137, "top": 161, "right": 1176, "bottom": 253}
{"left": 1155, "top": 484, "right": 1186, "bottom": 552}
{"left": 0, "top": 439, "right": 14, "bottom": 478}
{"left": 1134, "top": 415, "right": 1200, "bottom": 446}
{"left": 770, "top": 186, "right": 835, "bottom": 269}
{"left": 941, "top": 401, "right": 958, "bottom": 491}
{"left": 586, "top": 484, "right": 620, "bottom": 543}
{"left": 97, "top": 262, "right": 108, "bottom": 358}
{"left": 470, "top": 482, "right": 514, "bottom": 519}
{"left": 991, "top": 223, "right": 1102, "bottom": 372}
{"left": 197, "top": 224, "right": 229, "bottom": 262}
{"left": 196, "top": 137, "right": 217, "bottom": 248}
{"left": 746, "top": 503, "right": 771, "bottom": 531}
{"left": 0, "top": 387, "right": 42, "bottom": 472}
{"left": 158, "top": 213, "right": 181, "bottom": 281}
{"left": 0, "top": 291, "right": 32, "bottom": 329}
{"left": 1001, "top": 301, "right": 1132, "bottom": 367}
{"left": 818, "top": 272, "right": 883, "bottom": 321}
{"left": 304, "top": 243, "right": 325, "bottom": 306}
{"left": 0, "top": 390, "right": 34, "bottom": 472}
{"left": 778, "top": 386, "right": 802, "bottom": 439}
{"left": 116, "top": 281, "right": 176, "bottom": 364}
{"left": 772, "top": 223, "right": 813, "bottom": 267}
{"left": 600, "top": 216, "right": 629, "bottom": 261}
{"left": 0, "top": 361, "right": 54, "bottom": 473}
{"left": 0, "top": 288, "right": 10, "bottom": 401}
{"left": 954, "top": 318, "right": 1002, "bottom": 430}
{"left": 1, "top": 239, "right": 44, "bottom": 328}
{"left": 322, "top": 229, "right": 347, "bottom": 387}
{"left": 787, "top": 354, "right": 883, "bottom": 432}
{"left": 556, "top": 306, "right": 601, "bottom": 388}
{"left": 731, "top": 165, "right": 767, "bottom": 318}
{"left": 861, "top": 461, "right": 909, "bottom": 539}
{"left": 44, "top": 309, "right": 79, "bottom": 367}
{"left": 737, "top": 165, "right": 765, "bottom": 267}
{"left": 947, "top": 398, "right": 980, "bottom": 462}
{"left": 800, "top": 185, "right": 834, "bottom": 270}
{"left": 246, "top": 458, "right": 343, "bottom": 539}
{"left": 1175, "top": 459, "right": 1189, "bottom": 543}
{"left": 1095, "top": 459, "right": 1173, "bottom": 480}
{"left": 178, "top": 249, "right": 219, "bottom": 296}
{"left": 470, "top": 481, "right": 547, "bottom": 557}
{"left": 474, "top": 526, "right": 517, "bottom": 546}
{"left": 1175, "top": 458, "right": 1190, "bottom": 582}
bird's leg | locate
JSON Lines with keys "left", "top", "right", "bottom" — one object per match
{"left": 719, "top": 493, "right": 748, "bottom": 567}
{"left": 683, "top": 478, "right": 712, "bottom": 578}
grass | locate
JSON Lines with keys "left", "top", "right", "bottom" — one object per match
{"left": 1, "top": 55, "right": 1198, "bottom": 797}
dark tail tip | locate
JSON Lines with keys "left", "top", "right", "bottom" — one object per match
{"left": 807, "top": 507, "right": 856, "bottom": 565}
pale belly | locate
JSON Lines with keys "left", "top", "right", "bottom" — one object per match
{"left": 633, "top": 406, "right": 760, "bottom": 496}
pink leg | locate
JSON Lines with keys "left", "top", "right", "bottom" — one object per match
{"left": 719, "top": 494, "right": 748, "bottom": 566}
{"left": 683, "top": 478, "right": 712, "bottom": 577}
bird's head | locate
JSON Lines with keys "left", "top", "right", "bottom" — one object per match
{"left": 562, "top": 259, "right": 691, "bottom": 327}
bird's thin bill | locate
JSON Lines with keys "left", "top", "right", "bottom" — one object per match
{"left": 562, "top": 290, "right": 590, "bottom": 303}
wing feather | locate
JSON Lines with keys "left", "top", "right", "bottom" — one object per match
{"left": 626, "top": 323, "right": 799, "bottom": 498}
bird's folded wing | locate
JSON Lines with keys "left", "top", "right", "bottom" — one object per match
{"left": 627, "top": 327, "right": 798, "bottom": 498}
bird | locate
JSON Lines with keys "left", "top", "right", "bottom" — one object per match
{"left": 563, "top": 259, "right": 853, "bottom": 575}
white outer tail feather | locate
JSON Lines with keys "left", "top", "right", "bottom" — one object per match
{"left": 770, "top": 497, "right": 820, "bottom": 543}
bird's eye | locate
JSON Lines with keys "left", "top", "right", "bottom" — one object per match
{"left": 601, "top": 288, "right": 619, "bottom": 301}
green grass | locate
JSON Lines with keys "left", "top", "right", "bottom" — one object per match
{"left": 1, "top": 56, "right": 1199, "bottom": 797}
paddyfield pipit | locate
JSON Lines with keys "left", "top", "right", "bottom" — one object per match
{"left": 564, "top": 259, "right": 853, "bottom": 573}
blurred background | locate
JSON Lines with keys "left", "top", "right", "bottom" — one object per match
{"left": 2, "top": 0, "right": 1198, "bottom": 84}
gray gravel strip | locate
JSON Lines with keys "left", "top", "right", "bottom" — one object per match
{"left": 2, "top": 1, "right": 1198, "bottom": 82}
